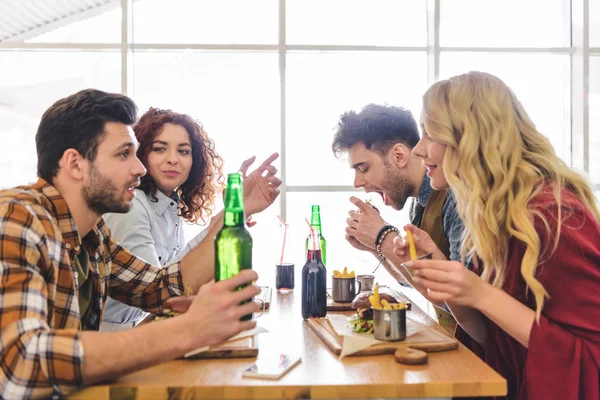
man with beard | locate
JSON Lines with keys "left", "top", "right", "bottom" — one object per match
{"left": 0, "top": 89, "right": 281, "bottom": 399}
{"left": 332, "top": 103, "right": 464, "bottom": 335}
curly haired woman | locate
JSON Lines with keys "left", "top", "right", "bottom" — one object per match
{"left": 397, "top": 72, "right": 600, "bottom": 399}
{"left": 102, "top": 108, "right": 278, "bottom": 330}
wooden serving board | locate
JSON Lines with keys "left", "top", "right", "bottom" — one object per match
{"left": 308, "top": 316, "right": 458, "bottom": 364}
{"left": 185, "top": 335, "right": 259, "bottom": 359}
{"left": 327, "top": 298, "right": 354, "bottom": 311}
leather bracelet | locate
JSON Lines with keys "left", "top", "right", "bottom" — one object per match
{"left": 375, "top": 225, "right": 399, "bottom": 261}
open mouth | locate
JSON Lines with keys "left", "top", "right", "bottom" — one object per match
{"left": 126, "top": 181, "right": 140, "bottom": 196}
{"left": 366, "top": 189, "right": 389, "bottom": 206}
{"left": 378, "top": 191, "right": 388, "bottom": 205}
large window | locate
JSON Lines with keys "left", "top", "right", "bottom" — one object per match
{"left": 1, "top": 1, "right": 597, "bottom": 314}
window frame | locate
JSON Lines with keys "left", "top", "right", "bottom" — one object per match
{"left": 0, "top": 0, "right": 597, "bottom": 204}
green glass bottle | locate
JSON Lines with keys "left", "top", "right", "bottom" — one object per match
{"left": 305, "top": 205, "right": 327, "bottom": 265}
{"left": 215, "top": 173, "right": 253, "bottom": 320}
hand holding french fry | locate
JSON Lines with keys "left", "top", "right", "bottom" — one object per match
{"left": 393, "top": 224, "right": 446, "bottom": 262}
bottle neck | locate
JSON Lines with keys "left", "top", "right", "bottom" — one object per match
{"left": 307, "top": 232, "right": 321, "bottom": 252}
{"left": 310, "top": 213, "right": 322, "bottom": 233}
{"left": 224, "top": 210, "right": 245, "bottom": 226}
{"left": 307, "top": 249, "right": 322, "bottom": 262}
{"left": 224, "top": 173, "right": 246, "bottom": 227}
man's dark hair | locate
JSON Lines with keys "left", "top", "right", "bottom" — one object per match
{"left": 332, "top": 103, "right": 420, "bottom": 159}
{"left": 36, "top": 89, "right": 138, "bottom": 182}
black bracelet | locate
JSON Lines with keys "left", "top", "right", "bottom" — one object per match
{"left": 375, "top": 225, "right": 399, "bottom": 261}
{"left": 375, "top": 224, "right": 395, "bottom": 247}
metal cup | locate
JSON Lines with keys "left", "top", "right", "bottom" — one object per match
{"left": 331, "top": 277, "right": 358, "bottom": 302}
{"left": 373, "top": 308, "right": 406, "bottom": 341}
{"left": 356, "top": 274, "right": 375, "bottom": 292}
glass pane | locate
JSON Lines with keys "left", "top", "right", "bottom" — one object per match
{"left": 592, "top": 0, "right": 600, "bottom": 47}
{"left": 133, "top": 0, "right": 277, "bottom": 44}
{"left": 285, "top": 191, "right": 410, "bottom": 287}
{"left": 1, "top": 1, "right": 121, "bottom": 43}
{"left": 440, "top": 0, "right": 570, "bottom": 47}
{"left": 0, "top": 51, "right": 121, "bottom": 188}
{"left": 440, "top": 53, "right": 571, "bottom": 164}
{"left": 286, "top": 0, "right": 426, "bottom": 46}
{"left": 132, "top": 51, "right": 280, "bottom": 170}
{"left": 286, "top": 51, "right": 428, "bottom": 186}
{"left": 590, "top": 57, "right": 600, "bottom": 184}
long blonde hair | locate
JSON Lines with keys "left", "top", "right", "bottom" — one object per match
{"left": 421, "top": 71, "right": 600, "bottom": 319}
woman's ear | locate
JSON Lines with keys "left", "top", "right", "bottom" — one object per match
{"left": 389, "top": 143, "right": 410, "bottom": 168}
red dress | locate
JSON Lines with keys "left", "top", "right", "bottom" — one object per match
{"left": 457, "top": 188, "right": 600, "bottom": 399}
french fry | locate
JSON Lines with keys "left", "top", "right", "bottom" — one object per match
{"left": 342, "top": 266, "right": 349, "bottom": 278}
{"left": 368, "top": 294, "right": 380, "bottom": 309}
{"left": 405, "top": 229, "right": 418, "bottom": 260}
{"left": 349, "top": 271, "right": 355, "bottom": 278}
{"left": 333, "top": 270, "right": 342, "bottom": 278}
{"left": 381, "top": 299, "right": 392, "bottom": 310}
{"left": 184, "top": 283, "right": 193, "bottom": 296}
{"left": 373, "top": 284, "right": 381, "bottom": 308}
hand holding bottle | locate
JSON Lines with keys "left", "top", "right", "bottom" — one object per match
{"left": 182, "top": 269, "right": 261, "bottom": 351}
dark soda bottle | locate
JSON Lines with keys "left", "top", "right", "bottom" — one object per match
{"left": 215, "top": 173, "right": 253, "bottom": 320}
{"left": 301, "top": 230, "right": 327, "bottom": 319}
{"left": 305, "top": 205, "right": 327, "bottom": 265}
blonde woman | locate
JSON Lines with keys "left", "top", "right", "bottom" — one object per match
{"left": 397, "top": 71, "right": 600, "bottom": 399}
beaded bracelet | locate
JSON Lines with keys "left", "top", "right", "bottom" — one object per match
{"left": 375, "top": 225, "right": 400, "bottom": 261}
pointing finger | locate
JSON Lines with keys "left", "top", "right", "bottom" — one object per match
{"left": 256, "top": 152, "right": 279, "bottom": 173}
{"left": 238, "top": 156, "right": 257, "bottom": 176}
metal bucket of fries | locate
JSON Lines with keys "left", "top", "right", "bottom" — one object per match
{"left": 373, "top": 308, "right": 406, "bottom": 341}
{"left": 332, "top": 267, "right": 357, "bottom": 302}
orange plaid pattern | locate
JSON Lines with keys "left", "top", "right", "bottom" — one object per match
{"left": 0, "top": 179, "right": 184, "bottom": 399}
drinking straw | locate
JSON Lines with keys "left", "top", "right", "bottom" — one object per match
{"left": 277, "top": 215, "right": 288, "bottom": 266}
{"left": 304, "top": 218, "right": 317, "bottom": 250}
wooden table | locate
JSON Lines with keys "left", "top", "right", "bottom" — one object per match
{"left": 72, "top": 289, "right": 506, "bottom": 399}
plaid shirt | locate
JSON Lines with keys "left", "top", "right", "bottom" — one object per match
{"left": 0, "top": 179, "right": 184, "bottom": 399}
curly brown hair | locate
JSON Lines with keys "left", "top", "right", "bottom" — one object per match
{"left": 134, "top": 107, "right": 225, "bottom": 224}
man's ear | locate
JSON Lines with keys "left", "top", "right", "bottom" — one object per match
{"left": 58, "top": 149, "right": 87, "bottom": 181}
{"left": 389, "top": 143, "right": 410, "bottom": 168}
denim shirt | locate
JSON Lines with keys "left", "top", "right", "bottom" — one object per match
{"left": 409, "top": 174, "right": 464, "bottom": 262}
{"left": 102, "top": 189, "right": 208, "bottom": 324}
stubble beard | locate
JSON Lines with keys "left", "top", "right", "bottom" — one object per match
{"left": 82, "top": 165, "right": 130, "bottom": 215}
{"left": 383, "top": 162, "right": 415, "bottom": 211}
